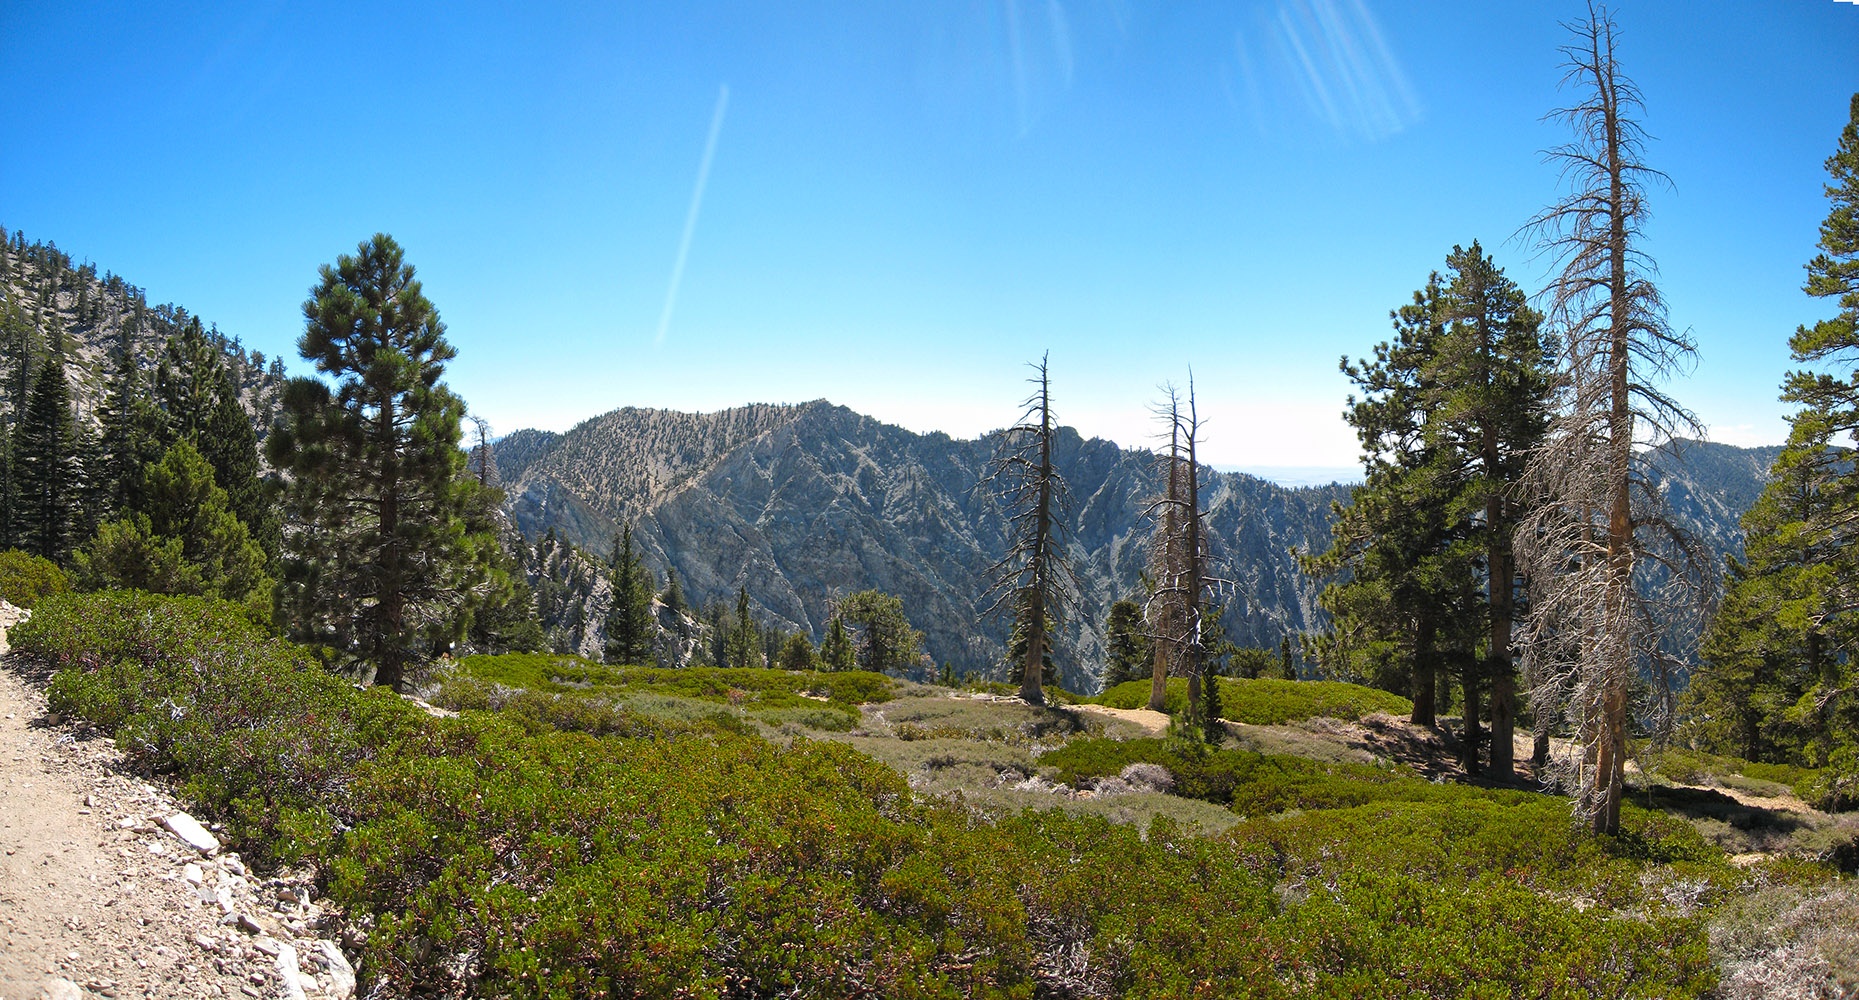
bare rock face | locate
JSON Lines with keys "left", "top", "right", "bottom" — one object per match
{"left": 498, "top": 401, "right": 1346, "bottom": 692}
{"left": 498, "top": 402, "right": 1776, "bottom": 692}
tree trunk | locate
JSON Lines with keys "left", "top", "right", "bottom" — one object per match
{"left": 1183, "top": 400, "right": 1203, "bottom": 718}
{"left": 1488, "top": 538, "right": 1516, "bottom": 780}
{"left": 1149, "top": 436, "right": 1180, "bottom": 714}
{"left": 376, "top": 395, "right": 405, "bottom": 693}
{"left": 1461, "top": 649, "right": 1482, "bottom": 776}
{"left": 1595, "top": 60, "right": 1634, "bottom": 836}
{"left": 1411, "top": 613, "right": 1437, "bottom": 727}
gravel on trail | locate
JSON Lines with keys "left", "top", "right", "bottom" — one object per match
{"left": 0, "top": 610, "right": 358, "bottom": 1000}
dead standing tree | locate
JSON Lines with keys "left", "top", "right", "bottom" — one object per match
{"left": 980, "top": 354, "right": 1078, "bottom": 705}
{"left": 1143, "top": 380, "right": 1215, "bottom": 722}
{"left": 1515, "top": 3, "right": 1712, "bottom": 835}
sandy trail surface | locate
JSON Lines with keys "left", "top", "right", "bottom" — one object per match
{"left": 0, "top": 622, "right": 356, "bottom": 1000}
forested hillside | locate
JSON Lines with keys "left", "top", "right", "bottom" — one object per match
{"left": 0, "top": 228, "right": 286, "bottom": 438}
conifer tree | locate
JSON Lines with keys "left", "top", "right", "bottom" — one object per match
{"left": 1279, "top": 637, "right": 1300, "bottom": 681}
{"left": 835, "top": 591, "right": 923, "bottom": 674}
{"left": 95, "top": 350, "right": 168, "bottom": 519}
{"left": 728, "top": 586, "right": 760, "bottom": 669}
{"left": 661, "top": 566, "right": 687, "bottom": 616}
{"left": 1689, "top": 93, "right": 1859, "bottom": 800}
{"left": 155, "top": 317, "right": 222, "bottom": 443}
{"left": 604, "top": 524, "right": 655, "bottom": 666}
{"left": 14, "top": 352, "right": 79, "bottom": 562}
{"left": 819, "top": 614, "right": 855, "bottom": 672}
{"left": 72, "top": 442, "right": 271, "bottom": 612}
{"left": 201, "top": 364, "right": 272, "bottom": 557}
{"left": 1428, "top": 243, "right": 1554, "bottom": 779}
{"left": 269, "top": 234, "right": 492, "bottom": 690}
{"left": 0, "top": 423, "right": 11, "bottom": 550}
{"left": 777, "top": 633, "right": 818, "bottom": 671}
{"left": 1102, "top": 599, "right": 1150, "bottom": 690}
{"left": 980, "top": 354, "right": 1076, "bottom": 704}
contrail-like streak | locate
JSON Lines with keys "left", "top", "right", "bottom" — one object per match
{"left": 655, "top": 83, "right": 729, "bottom": 345}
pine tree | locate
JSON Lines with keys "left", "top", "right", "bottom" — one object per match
{"left": 661, "top": 566, "right": 687, "bottom": 616}
{"left": 72, "top": 442, "right": 271, "bottom": 611}
{"left": 1302, "top": 281, "right": 1472, "bottom": 732}
{"left": 728, "top": 586, "right": 759, "bottom": 669}
{"left": 268, "top": 234, "right": 492, "bottom": 690}
{"left": 1144, "top": 383, "right": 1213, "bottom": 719}
{"left": 1423, "top": 243, "right": 1554, "bottom": 779}
{"left": 95, "top": 350, "right": 168, "bottom": 519}
{"left": 14, "top": 353, "right": 79, "bottom": 562}
{"left": 1279, "top": 638, "right": 1299, "bottom": 681}
{"left": 155, "top": 317, "right": 223, "bottom": 444}
{"left": 777, "top": 633, "right": 818, "bottom": 671}
{"left": 980, "top": 353, "right": 1076, "bottom": 704}
{"left": 819, "top": 614, "right": 855, "bottom": 672}
{"left": 0, "top": 424, "right": 10, "bottom": 551}
{"left": 1688, "top": 94, "right": 1859, "bottom": 800}
{"left": 604, "top": 524, "right": 655, "bottom": 665}
{"left": 836, "top": 590, "right": 924, "bottom": 675}
{"left": 201, "top": 363, "right": 272, "bottom": 558}
{"left": 1103, "top": 599, "right": 1150, "bottom": 690}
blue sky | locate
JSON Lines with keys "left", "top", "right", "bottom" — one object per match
{"left": 3, "top": 1, "right": 1854, "bottom": 470}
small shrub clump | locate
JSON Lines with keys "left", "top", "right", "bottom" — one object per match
{"left": 0, "top": 548, "right": 71, "bottom": 609}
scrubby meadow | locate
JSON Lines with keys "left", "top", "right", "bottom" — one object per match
{"left": 9, "top": 589, "right": 1854, "bottom": 998}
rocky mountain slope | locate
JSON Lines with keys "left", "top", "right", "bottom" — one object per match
{"left": 496, "top": 401, "right": 1347, "bottom": 691}
{"left": 496, "top": 402, "right": 1783, "bottom": 692}
{"left": 0, "top": 226, "right": 284, "bottom": 436}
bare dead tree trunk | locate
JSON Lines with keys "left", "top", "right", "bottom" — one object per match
{"left": 979, "top": 354, "right": 1077, "bottom": 706}
{"left": 1144, "top": 382, "right": 1215, "bottom": 724}
{"left": 1183, "top": 383, "right": 1204, "bottom": 715}
{"left": 469, "top": 415, "right": 495, "bottom": 487}
{"left": 1148, "top": 393, "right": 1182, "bottom": 713}
{"left": 1515, "top": 2, "right": 1709, "bottom": 835}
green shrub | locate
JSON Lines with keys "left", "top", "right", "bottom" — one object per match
{"left": 0, "top": 549, "right": 70, "bottom": 609}
{"left": 1091, "top": 676, "right": 1412, "bottom": 724}
{"left": 1039, "top": 737, "right": 1473, "bottom": 815}
{"left": 452, "top": 652, "right": 896, "bottom": 708}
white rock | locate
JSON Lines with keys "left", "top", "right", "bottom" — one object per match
{"left": 215, "top": 885, "right": 236, "bottom": 913}
{"left": 184, "top": 862, "right": 205, "bottom": 885}
{"left": 39, "top": 978, "right": 83, "bottom": 1000}
{"left": 317, "top": 940, "right": 356, "bottom": 1000}
{"left": 163, "top": 812, "right": 221, "bottom": 854}
{"left": 276, "top": 942, "right": 309, "bottom": 1000}
{"left": 254, "top": 936, "right": 281, "bottom": 957}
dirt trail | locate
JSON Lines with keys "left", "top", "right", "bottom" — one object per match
{"left": 1071, "top": 703, "right": 1169, "bottom": 735}
{"left": 0, "top": 619, "right": 356, "bottom": 1000}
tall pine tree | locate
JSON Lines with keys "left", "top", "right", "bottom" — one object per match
{"left": 269, "top": 234, "right": 493, "bottom": 690}
{"left": 604, "top": 523, "right": 655, "bottom": 666}
{"left": 14, "top": 350, "right": 79, "bottom": 562}
{"left": 1689, "top": 93, "right": 1859, "bottom": 806}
